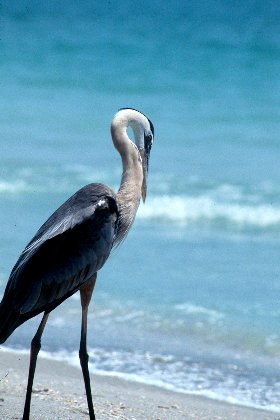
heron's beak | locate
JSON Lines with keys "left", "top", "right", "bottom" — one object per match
{"left": 140, "top": 148, "right": 149, "bottom": 203}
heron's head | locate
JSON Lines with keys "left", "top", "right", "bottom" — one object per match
{"left": 117, "top": 108, "right": 154, "bottom": 202}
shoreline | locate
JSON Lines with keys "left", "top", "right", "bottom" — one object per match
{"left": 0, "top": 349, "right": 277, "bottom": 419}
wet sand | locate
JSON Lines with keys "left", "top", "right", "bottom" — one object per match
{"left": 0, "top": 349, "right": 277, "bottom": 419}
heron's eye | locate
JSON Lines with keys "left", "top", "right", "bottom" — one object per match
{"left": 144, "top": 134, "right": 153, "bottom": 151}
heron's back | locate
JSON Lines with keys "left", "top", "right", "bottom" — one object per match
{"left": 0, "top": 183, "right": 119, "bottom": 344}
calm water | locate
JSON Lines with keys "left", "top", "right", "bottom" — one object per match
{"left": 1, "top": 0, "right": 280, "bottom": 412}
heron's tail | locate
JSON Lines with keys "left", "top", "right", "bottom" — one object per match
{"left": 0, "top": 300, "right": 20, "bottom": 344}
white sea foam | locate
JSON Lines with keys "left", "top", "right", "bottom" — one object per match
{"left": 0, "top": 180, "right": 29, "bottom": 194}
{"left": 48, "top": 316, "right": 66, "bottom": 327}
{"left": 138, "top": 194, "right": 280, "bottom": 228}
{"left": 2, "top": 168, "right": 280, "bottom": 231}
{"left": 175, "top": 302, "right": 224, "bottom": 322}
{"left": 1, "top": 345, "right": 279, "bottom": 413}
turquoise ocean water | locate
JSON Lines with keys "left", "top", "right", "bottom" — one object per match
{"left": 1, "top": 0, "right": 280, "bottom": 412}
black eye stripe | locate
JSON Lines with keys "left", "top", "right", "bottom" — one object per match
{"left": 148, "top": 119, "right": 154, "bottom": 136}
{"left": 144, "top": 135, "right": 153, "bottom": 151}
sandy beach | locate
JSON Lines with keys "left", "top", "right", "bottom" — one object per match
{"left": 0, "top": 349, "right": 277, "bottom": 420}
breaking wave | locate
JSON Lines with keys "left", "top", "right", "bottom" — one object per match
{"left": 2, "top": 168, "right": 280, "bottom": 231}
{"left": 138, "top": 194, "right": 280, "bottom": 229}
{"left": 0, "top": 180, "right": 29, "bottom": 194}
{"left": 1, "top": 346, "right": 279, "bottom": 413}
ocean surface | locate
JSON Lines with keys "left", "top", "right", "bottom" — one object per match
{"left": 1, "top": 0, "right": 280, "bottom": 413}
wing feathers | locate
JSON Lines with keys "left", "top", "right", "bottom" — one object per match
{"left": 3, "top": 184, "right": 119, "bottom": 317}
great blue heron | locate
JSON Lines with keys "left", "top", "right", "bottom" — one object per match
{"left": 0, "top": 108, "right": 154, "bottom": 420}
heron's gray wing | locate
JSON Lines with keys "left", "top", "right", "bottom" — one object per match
{"left": 5, "top": 186, "right": 118, "bottom": 316}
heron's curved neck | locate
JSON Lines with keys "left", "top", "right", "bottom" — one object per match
{"left": 111, "top": 114, "right": 143, "bottom": 236}
{"left": 111, "top": 114, "right": 143, "bottom": 196}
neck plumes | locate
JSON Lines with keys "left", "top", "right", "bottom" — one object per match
{"left": 111, "top": 113, "right": 143, "bottom": 242}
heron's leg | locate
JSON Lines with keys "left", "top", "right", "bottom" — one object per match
{"left": 79, "top": 274, "right": 97, "bottom": 420}
{"left": 22, "top": 311, "right": 49, "bottom": 420}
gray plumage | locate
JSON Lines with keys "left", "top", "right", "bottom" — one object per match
{"left": 0, "top": 184, "right": 118, "bottom": 340}
{"left": 0, "top": 108, "right": 154, "bottom": 420}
